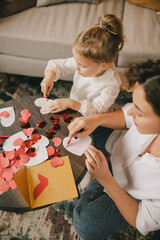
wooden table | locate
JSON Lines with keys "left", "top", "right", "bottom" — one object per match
{"left": 0, "top": 96, "right": 87, "bottom": 212}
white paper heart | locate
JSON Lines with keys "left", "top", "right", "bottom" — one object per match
{"left": 3, "top": 131, "right": 49, "bottom": 167}
{"left": 34, "top": 98, "right": 53, "bottom": 114}
{"left": 63, "top": 136, "right": 91, "bottom": 156}
{"left": 0, "top": 107, "right": 15, "bottom": 127}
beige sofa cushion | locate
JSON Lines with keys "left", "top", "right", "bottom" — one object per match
{"left": 118, "top": 1, "right": 160, "bottom": 68}
{"left": 0, "top": 0, "right": 124, "bottom": 61}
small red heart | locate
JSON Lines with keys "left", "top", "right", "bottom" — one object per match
{"left": 51, "top": 157, "right": 63, "bottom": 167}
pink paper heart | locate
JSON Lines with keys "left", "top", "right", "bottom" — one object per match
{"left": 19, "top": 154, "right": 30, "bottom": 165}
{"left": 52, "top": 137, "right": 62, "bottom": 147}
{"left": 0, "top": 156, "right": 9, "bottom": 168}
{"left": 22, "top": 128, "right": 34, "bottom": 137}
{"left": 4, "top": 150, "right": 15, "bottom": 160}
{"left": 0, "top": 179, "right": 9, "bottom": 193}
{"left": 0, "top": 111, "right": 10, "bottom": 118}
{"left": 13, "top": 138, "right": 24, "bottom": 147}
{"left": 47, "top": 146, "right": 55, "bottom": 157}
{"left": 63, "top": 136, "right": 91, "bottom": 156}
{"left": 2, "top": 169, "right": 13, "bottom": 182}
{"left": 51, "top": 157, "right": 63, "bottom": 167}
{"left": 9, "top": 179, "right": 17, "bottom": 189}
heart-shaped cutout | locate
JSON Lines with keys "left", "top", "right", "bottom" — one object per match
{"left": 34, "top": 98, "right": 53, "bottom": 114}
{"left": 52, "top": 137, "right": 62, "bottom": 147}
{"left": 51, "top": 157, "right": 63, "bottom": 167}
{"left": 0, "top": 107, "right": 15, "bottom": 127}
{"left": 63, "top": 136, "right": 91, "bottom": 156}
{"left": 0, "top": 111, "right": 9, "bottom": 118}
{"left": 13, "top": 138, "right": 24, "bottom": 147}
{"left": 22, "top": 128, "right": 34, "bottom": 137}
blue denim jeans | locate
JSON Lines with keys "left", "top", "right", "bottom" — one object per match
{"left": 73, "top": 179, "right": 130, "bottom": 240}
{"left": 73, "top": 127, "right": 130, "bottom": 239}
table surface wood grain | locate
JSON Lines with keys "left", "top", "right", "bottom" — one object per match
{"left": 0, "top": 96, "right": 87, "bottom": 212}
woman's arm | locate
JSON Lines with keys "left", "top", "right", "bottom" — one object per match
{"left": 68, "top": 109, "right": 127, "bottom": 139}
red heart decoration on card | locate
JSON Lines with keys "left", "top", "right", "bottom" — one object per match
{"left": 0, "top": 111, "right": 10, "bottom": 118}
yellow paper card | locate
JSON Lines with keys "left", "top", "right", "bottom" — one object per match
{"left": 14, "top": 156, "right": 78, "bottom": 208}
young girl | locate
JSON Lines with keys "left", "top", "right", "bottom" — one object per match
{"left": 68, "top": 59, "right": 160, "bottom": 239}
{"left": 40, "top": 14, "right": 124, "bottom": 116}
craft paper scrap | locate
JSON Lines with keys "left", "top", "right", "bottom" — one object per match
{"left": 14, "top": 156, "right": 78, "bottom": 208}
{"left": 0, "top": 107, "right": 15, "bottom": 127}
{"left": 63, "top": 136, "right": 91, "bottom": 156}
{"left": 34, "top": 98, "right": 53, "bottom": 114}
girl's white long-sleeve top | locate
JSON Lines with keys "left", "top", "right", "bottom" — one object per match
{"left": 106, "top": 103, "right": 160, "bottom": 236}
{"left": 45, "top": 57, "right": 120, "bottom": 116}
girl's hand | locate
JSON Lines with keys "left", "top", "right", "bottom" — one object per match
{"left": 49, "top": 98, "right": 81, "bottom": 113}
{"left": 85, "top": 145, "right": 112, "bottom": 184}
{"left": 68, "top": 115, "right": 100, "bottom": 139}
{"left": 40, "top": 70, "right": 55, "bottom": 97}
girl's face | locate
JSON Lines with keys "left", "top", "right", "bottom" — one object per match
{"left": 72, "top": 48, "right": 108, "bottom": 77}
{"left": 127, "top": 82, "right": 160, "bottom": 134}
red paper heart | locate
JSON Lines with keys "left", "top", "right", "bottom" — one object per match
{"left": 26, "top": 147, "right": 36, "bottom": 157}
{"left": 0, "top": 111, "right": 10, "bottom": 118}
{"left": 46, "top": 130, "right": 56, "bottom": 139}
{"left": 51, "top": 157, "right": 63, "bottom": 167}
{"left": 50, "top": 116, "right": 60, "bottom": 122}
{"left": 52, "top": 137, "right": 62, "bottom": 147}
{"left": 31, "top": 134, "right": 41, "bottom": 143}
{"left": 36, "top": 120, "right": 47, "bottom": 128}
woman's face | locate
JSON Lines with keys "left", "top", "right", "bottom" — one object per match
{"left": 72, "top": 48, "right": 107, "bottom": 77}
{"left": 127, "top": 82, "right": 160, "bottom": 134}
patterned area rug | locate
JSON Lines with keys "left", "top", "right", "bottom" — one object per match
{"left": 0, "top": 74, "right": 159, "bottom": 240}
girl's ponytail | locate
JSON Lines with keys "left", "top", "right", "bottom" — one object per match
{"left": 98, "top": 14, "right": 124, "bottom": 51}
{"left": 74, "top": 14, "right": 125, "bottom": 63}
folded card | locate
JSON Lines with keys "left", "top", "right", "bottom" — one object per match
{"left": 14, "top": 156, "right": 78, "bottom": 208}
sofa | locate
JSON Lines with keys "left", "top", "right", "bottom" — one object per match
{"left": 0, "top": 0, "right": 160, "bottom": 82}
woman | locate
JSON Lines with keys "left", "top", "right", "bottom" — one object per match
{"left": 68, "top": 59, "right": 160, "bottom": 240}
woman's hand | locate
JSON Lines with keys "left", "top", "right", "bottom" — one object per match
{"left": 49, "top": 98, "right": 81, "bottom": 113}
{"left": 40, "top": 70, "right": 55, "bottom": 97}
{"left": 68, "top": 114, "right": 100, "bottom": 139}
{"left": 85, "top": 145, "right": 112, "bottom": 184}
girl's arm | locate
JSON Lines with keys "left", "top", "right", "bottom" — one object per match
{"left": 85, "top": 145, "right": 138, "bottom": 227}
{"left": 68, "top": 109, "right": 126, "bottom": 139}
